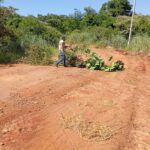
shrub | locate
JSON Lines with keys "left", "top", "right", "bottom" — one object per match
{"left": 135, "top": 16, "right": 150, "bottom": 36}
{"left": 20, "top": 34, "right": 55, "bottom": 65}
{"left": 42, "top": 26, "right": 61, "bottom": 46}
{"left": 16, "top": 16, "right": 61, "bottom": 46}
{"left": 0, "top": 35, "right": 24, "bottom": 63}
{"left": 0, "top": 34, "right": 57, "bottom": 64}
{"left": 0, "top": 51, "right": 23, "bottom": 63}
{"left": 24, "top": 44, "right": 52, "bottom": 65}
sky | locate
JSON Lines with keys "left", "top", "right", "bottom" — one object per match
{"left": 1, "top": 0, "right": 150, "bottom": 16}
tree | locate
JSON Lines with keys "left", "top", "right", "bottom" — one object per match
{"left": 69, "top": 9, "right": 83, "bottom": 30}
{"left": 136, "top": 16, "right": 150, "bottom": 36}
{"left": 72, "top": 9, "right": 82, "bottom": 21}
{"left": 0, "top": 6, "right": 16, "bottom": 39}
{"left": 0, "top": 0, "right": 4, "bottom": 3}
{"left": 38, "top": 14, "right": 67, "bottom": 33}
{"left": 99, "top": 12, "right": 116, "bottom": 28}
{"left": 81, "top": 7, "right": 100, "bottom": 27}
{"left": 100, "top": 0, "right": 132, "bottom": 17}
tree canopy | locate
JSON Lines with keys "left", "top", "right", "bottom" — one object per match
{"left": 100, "top": 0, "right": 132, "bottom": 17}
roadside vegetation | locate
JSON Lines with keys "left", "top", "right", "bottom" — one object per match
{"left": 0, "top": 0, "right": 150, "bottom": 64}
{"left": 66, "top": 47, "right": 124, "bottom": 72}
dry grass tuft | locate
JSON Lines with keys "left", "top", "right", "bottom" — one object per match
{"left": 93, "top": 99, "right": 116, "bottom": 112}
{"left": 61, "top": 114, "right": 116, "bottom": 141}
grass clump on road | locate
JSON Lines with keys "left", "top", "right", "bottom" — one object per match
{"left": 61, "top": 114, "right": 115, "bottom": 141}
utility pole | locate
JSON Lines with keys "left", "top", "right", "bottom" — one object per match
{"left": 128, "top": 0, "right": 136, "bottom": 46}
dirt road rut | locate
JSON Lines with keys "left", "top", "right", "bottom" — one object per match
{"left": 0, "top": 49, "right": 150, "bottom": 150}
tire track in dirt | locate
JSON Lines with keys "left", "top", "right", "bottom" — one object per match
{"left": 122, "top": 55, "right": 150, "bottom": 150}
{"left": 1, "top": 67, "right": 107, "bottom": 150}
{"left": 0, "top": 50, "right": 150, "bottom": 150}
{"left": 0, "top": 52, "right": 137, "bottom": 149}
{"left": 22, "top": 65, "right": 138, "bottom": 150}
{"left": 93, "top": 48, "right": 150, "bottom": 150}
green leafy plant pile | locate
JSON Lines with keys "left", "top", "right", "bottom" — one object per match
{"left": 86, "top": 52, "right": 105, "bottom": 70}
{"left": 86, "top": 52, "right": 124, "bottom": 72}
{"left": 66, "top": 47, "right": 90, "bottom": 68}
{"left": 104, "top": 60, "right": 124, "bottom": 72}
{"left": 66, "top": 48, "right": 124, "bottom": 72}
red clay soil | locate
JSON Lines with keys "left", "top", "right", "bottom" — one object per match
{"left": 0, "top": 48, "right": 150, "bottom": 150}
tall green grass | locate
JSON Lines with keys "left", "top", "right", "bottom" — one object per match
{"left": 93, "top": 35, "right": 127, "bottom": 49}
{"left": 67, "top": 31, "right": 96, "bottom": 46}
{"left": 110, "top": 35, "right": 127, "bottom": 49}
{"left": 129, "top": 35, "right": 150, "bottom": 53}
{"left": 67, "top": 30, "right": 150, "bottom": 53}
{"left": 67, "top": 30, "right": 127, "bottom": 49}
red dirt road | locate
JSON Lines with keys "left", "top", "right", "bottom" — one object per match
{"left": 0, "top": 49, "right": 150, "bottom": 150}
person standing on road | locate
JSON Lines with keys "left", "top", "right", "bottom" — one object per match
{"left": 56, "top": 36, "right": 67, "bottom": 67}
